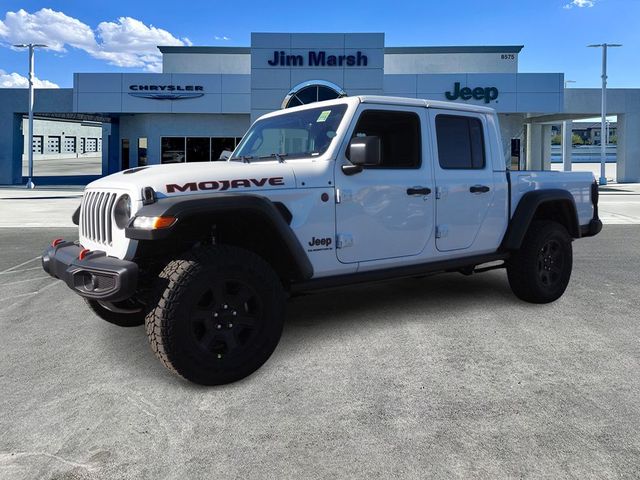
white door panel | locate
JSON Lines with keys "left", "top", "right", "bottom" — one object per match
{"left": 429, "top": 110, "right": 495, "bottom": 252}
{"left": 335, "top": 105, "right": 434, "bottom": 263}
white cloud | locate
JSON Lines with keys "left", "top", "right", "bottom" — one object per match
{"left": 0, "top": 69, "right": 59, "bottom": 88}
{"left": 0, "top": 9, "right": 95, "bottom": 52}
{"left": 214, "top": 35, "right": 231, "bottom": 41}
{"left": 564, "top": 0, "right": 596, "bottom": 9}
{"left": 0, "top": 8, "right": 190, "bottom": 71}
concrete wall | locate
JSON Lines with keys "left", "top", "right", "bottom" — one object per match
{"left": 384, "top": 51, "right": 519, "bottom": 74}
{"left": 163, "top": 51, "right": 251, "bottom": 74}
{"left": 617, "top": 113, "right": 640, "bottom": 182}
{"left": 21, "top": 117, "right": 102, "bottom": 158}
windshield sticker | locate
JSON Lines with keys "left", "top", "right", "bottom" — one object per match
{"left": 316, "top": 110, "right": 331, "bottom": 123}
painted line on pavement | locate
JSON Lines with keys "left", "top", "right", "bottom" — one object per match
{"left": 0, "top": 256, "right": 40, "bottom": 274}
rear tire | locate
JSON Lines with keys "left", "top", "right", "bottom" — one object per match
{"left": 85, "top": 299, "right": 145, "bottom": 327}
{"left": 507, "top": 220, "right": 573, "bottom": 304}
{"left": 145, "top": 246, "right": 285, "bottom": 385}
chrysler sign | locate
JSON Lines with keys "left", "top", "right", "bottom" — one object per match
{"left": 128, "top": 84, "right": 204, "bottom": 100}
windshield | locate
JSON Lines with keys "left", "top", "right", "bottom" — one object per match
{"left": 233, "top": 104, "right": 348, "bottom": 160}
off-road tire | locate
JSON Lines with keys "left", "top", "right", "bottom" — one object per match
{"left": 85, "top": 299, "right": 145, "bottom": 327}
{"left": 507, "top": 220, "right": 573, "bottom": 304}
{"left": 145, "top": 246, "right": 285, "bottom": 385}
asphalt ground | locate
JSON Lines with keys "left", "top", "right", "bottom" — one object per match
{"left": 0, "top": 225, "right": 639, "bottom": 479}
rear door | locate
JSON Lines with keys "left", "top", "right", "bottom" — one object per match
{"left": 429, "top": 110, "right": 495, "bottom": 252}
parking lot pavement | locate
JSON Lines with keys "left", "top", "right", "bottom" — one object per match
{"left": 0, "top": 188, "right": 82, "bottom": 228}
{"left": 598, "top": 183, "right": 640, "bottom": 224}
{"left": 0, "top": 226, "right": 639, "bottom": 479}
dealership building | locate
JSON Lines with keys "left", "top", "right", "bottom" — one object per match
{"left": 0, "top": 32, "right": 639, "bottom": 185}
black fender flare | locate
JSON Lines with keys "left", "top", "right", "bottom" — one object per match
{"left": 125, "top": 193, "right": 313, "bottom": 281}
{"left": 501, "top": 189, "right": 580, "bottom": 250}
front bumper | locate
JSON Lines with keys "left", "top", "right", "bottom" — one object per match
{"left": 42, "top": 241, "right": 138, "bottom": 302}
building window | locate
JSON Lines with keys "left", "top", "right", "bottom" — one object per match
{"left": 186, "top": 137, "right": 210, "bottom": 162}
{"left": 63, "top": 137, "right": 76, "bottom": 154}
{"left": 211, "top": 137, "right": 242, "bottom": 161}
{"left": 349, "top": 110, "right": 421, "bottom": 169}
{"left": 47, "top": 136, "right": 61, "bottom": 154}
{"left": 138, "top": 138, "right": 148, "bottom": 166}
{"left": 80, "top": 138, "right": 86, "bottom": 154}
{"left": 161, "top": 137, "right": 243, "bottom": 163}
{"left": 32, "top": 135, "right": 43, "bottom": 154}
{"left": 435, "top": 115, "right": 485, "bottom": 170}
{"left": 161, "top": 137, "right": 186, "bottom": 163}
{"left": 282, "top": 80, "right": 346, "bottom": 109}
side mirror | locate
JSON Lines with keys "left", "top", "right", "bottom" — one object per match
{"left": 218, "top": 150, "right": 233, "bottom": 161}
{"left": 348, "top": 136, "right": 381, "bottom": 166}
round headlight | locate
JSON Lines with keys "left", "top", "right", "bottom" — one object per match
{"left": 114, "top": 194, "right": 132, "bottom": 229}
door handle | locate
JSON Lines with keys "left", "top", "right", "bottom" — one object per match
{"left": 406, "top": 187, "right": 431, "bottom": 196}
{"left": 469, "top": 185, "right": 490, "bottom": 194}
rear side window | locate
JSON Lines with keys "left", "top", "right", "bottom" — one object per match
{"left": 435, "top": 115, "right": 485, "bottom": 169}
{"left": 350, "top": 110, "right": 421, "bottom": 168}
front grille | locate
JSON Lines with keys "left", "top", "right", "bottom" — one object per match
{"left": 80, "top": 191, "right": 118, "bottom": 245}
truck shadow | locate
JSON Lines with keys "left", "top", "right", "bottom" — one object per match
{"left": 284, "top": 270, "right": 517, "bottom": 333}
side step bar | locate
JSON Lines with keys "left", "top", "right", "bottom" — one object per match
{"left": 291, "top": 253, "right": 510, "bottom": 293}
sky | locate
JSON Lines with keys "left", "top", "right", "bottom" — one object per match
{"left": 0, "top": 0, "right": 638, "bottom": 89}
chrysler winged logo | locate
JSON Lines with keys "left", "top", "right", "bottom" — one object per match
{"left": 128, "top": 84, "right": 204, "bottom": 100}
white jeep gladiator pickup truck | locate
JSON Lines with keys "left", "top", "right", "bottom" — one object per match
{"left": 42, "top": 96, "right": 602, "bottom": 385}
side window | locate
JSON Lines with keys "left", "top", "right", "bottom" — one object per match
{"left": 435, "top": 114, "right": 485, "bottom": 169}
{"left": 350, "top": 110, "right": 421, "bottom": 168}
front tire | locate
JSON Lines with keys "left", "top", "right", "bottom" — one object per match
{"left": 507, "top": 220, "right": 573, "bottom": 304}
{"left": 145, "top": 246, "right": 285, "bottom": 385}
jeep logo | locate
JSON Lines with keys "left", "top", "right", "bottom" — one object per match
{"left": 166, "top": 177, "right": 284, "bottom": 193}
{"left": 308, "top": 236, "right": 332, "bottom": 247}
{"left": 445, "top": 82, "right": 499, "bottom": 104}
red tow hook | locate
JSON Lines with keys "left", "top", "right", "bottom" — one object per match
{"left": 78, "top": 248, "right": 91, "bottom": 261}
{"left": 51, "top": 238, "right": 64, "bottom": 247}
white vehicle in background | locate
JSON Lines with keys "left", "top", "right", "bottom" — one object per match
{"left": 42, "top": 96, "right": 602, "bottom": 385}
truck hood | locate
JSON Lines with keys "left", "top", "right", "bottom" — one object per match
{"left": 87, "top": 161, "right": 297, "bottom": 200}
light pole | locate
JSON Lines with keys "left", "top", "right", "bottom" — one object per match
{"left": 588, "top": 43, "right": 622, "bottom": 185}
{"left": 13, "top": 43, "right": 48, "bottom": 189}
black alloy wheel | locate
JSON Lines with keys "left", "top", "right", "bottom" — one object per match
{"left": 190, "top": 279, "right": 262, "bottom": 361}
{"left": 507, "top": 220, "right": 573, "bottom": 304}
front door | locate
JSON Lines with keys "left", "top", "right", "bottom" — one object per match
{"left": 335, "top": 106, "right": 434, "bottom": 264}
{"left": 428, "top": 110, "right": 495, "bottom": 252}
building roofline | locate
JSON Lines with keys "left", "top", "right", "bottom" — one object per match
{"left": 158, "top": 45, "right": 525, "bottom": 55}
{"left": 384, "top": 45, "right": 524, "bottom": 54}
{"left": 158, "top": 46, "right": 251, "bottom": 54}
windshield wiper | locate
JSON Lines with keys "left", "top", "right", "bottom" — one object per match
{"left": 258, "top": 153, "right": 287, "bottom": 163}
{"left": 229, "top": 155, "right": 254, "bottom": 163}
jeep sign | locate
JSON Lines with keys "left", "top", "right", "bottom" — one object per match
{"left": 445, "top": 82, "right": 499, "bottom": 104}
